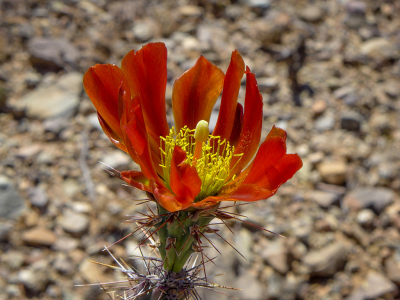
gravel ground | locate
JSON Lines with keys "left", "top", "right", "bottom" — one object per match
{"left": 0, "top": 0, "right": 399, "bottom": 299}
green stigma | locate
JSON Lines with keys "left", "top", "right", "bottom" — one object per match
{"left": 160, "top": 122, "right": 242, "bottom": 201}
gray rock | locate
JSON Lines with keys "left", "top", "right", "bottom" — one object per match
{"left": 240, "top": 0, "right": 271, "bottom": 10}
{"left": 234, "top": 228, "right": 254, "bottom": 262}
{"left": 59, "top": 210, "right": 89, "bottom": 236}
{"left": 208, "top": 110, "right": 219, "bottom": 132}
{"left": 356, "top": 209, "right": 375, "bottom": 226}
{"left": 334, "top": 86, "right": 359, "bottom": 106}
{"left": 257, "top": 77, "right": 279, "bottom": 92}
{"left": 383, "top": 79, "right": 400, "bottom": 98}
{"left": 101, "top": 150, "right": 131, "bottom": 170}
{"left": 52, "top": 236, "right": 80, "bottom": 252}
{"left": 346, "top": 1, "right": 366, "bottom": 15}
{"left": 0, "top": 176, "right": 25, "bottom": 219}
{"left": 87, "top": 113, "right": 103, "bottom": 131}
{"left": 362, "top": 271, "right": 397, "bottom": 299}
{"left": 344, "top": 1, "right": 366, "bottom": 28}
{"left": 3, "top": 250, "right": 25, "bottom": 270}
{"left": 343, "top": 187, "right": 394, "bottom": 214}
{"left": 308, "top": 232, "right": 336, "bottom": 249}
{"left": 384, "top": 252, "right": 400, "bottom": 285}
{"left": 302, "top": 241, "right": 350, "bottom": 276}
{"left": 340, "top": 111, "right": 363, "bottom": 131}
{"left": 53, "top": 253, "right": 74, "bottom": 274}
{"left": 287, "top": 238, "right": 307, "bottom": 260}
{"left": 341, "top": 223, "right": 370, "bottom": 247}
{"left": 182, "top": 36, "right": 201, "bottom": 51}
{"left": 263, "top": 268, "right": 284, "bottom": 298}
{"left": 360, "top": 38, "right": 399, "bottom": 63}
{"left": 43, "top": 118, "right": 68, "bottom": 135}
{"left": 385, "top": 254, "right": 400, "bottom": 285}
{"left": 132, "top": 20, "right": 158, "bottom": 42}
{"left": 177, "top": 5, "right": 204, "bottom": 17}
{"left": 24, "top": 72, "right": 42, "bottom": 88}
{"left": 260, "top": 239, "right": 288, "bottom": 274}
{"left": 16, "top": 72, "right": 83, "bottom": 119}
{"left": 18, "top": 260, "right": 50, "bottom": 296}
{"left": 370, "top": 112, "right": 394, "bottom": 135}
{"left": 236, "top": 269, "right": 265, "bottom": 300}
{"left": 28, "top": 187, "right": 48, "bottom": 208}
{"left": 309, "top": 190, "right": 340, "bottom": 208}
{"left": 28, "top": 37, "right": 79, "bottom": 70}
{"left": 225, "top": 5, "right": 243, "bottom": 21}
{"left": 386, "top": 203, "right": 400, "bottom": 231}
{"left": 298, "top": 6, "right": 324, "bottom": 22}
{"left": 62, "top": 179, "right": 81, "bottom": 197}
{"left": 345, "top": 287, "right": 365, "bottom": 300}
{"left": 291, "top": 216, "right": 313, "bottom": 242}
{"left": 315, "top": 114, "right": 335, "bottom": 131}
{"left": 0, "top": 221, "right": 12, "bottom": 242}
{"left": 333, "top": 86, "right": 355, "bottom": 99}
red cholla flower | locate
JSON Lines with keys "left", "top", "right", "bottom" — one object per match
{"left": 83, "top": 42, "right": 302, "bottom": 213}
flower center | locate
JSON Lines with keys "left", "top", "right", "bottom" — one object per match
{"left": 160, "top": 121, "right": 242, "bottom": 201}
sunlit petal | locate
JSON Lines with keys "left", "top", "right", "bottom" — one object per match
{"left": 83, "top": 64, "right": 130, "bottom": 140}
{"left": 212, "top": 50, "right": 245, "bottom": 142}
{"left": 170, "top": 146, "right": 202, "bottom": 201}
{"left": 120, "top": 170, "right": 152, "bottom": 193}
{"left": 153, "top": 184, "right": 195, "bottom": 212}
{"left": 172, "top": 56, "right": 225, "bottom": 131}
{"left": 120, "top": 97, "right": 161, "bottom": 185}
{"left": 97, "top": 113, "right": 128, "bottom": 154}
{"left": 121, "top": 42, "right": 169, "bottom": 150}
{"left": 229, "top": 67, "right": 263, "bottom": 176}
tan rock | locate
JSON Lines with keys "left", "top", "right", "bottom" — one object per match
{"left": 22, "top": 226, "right": 57, "bottom": 246}
{"left": 317, "top": 159, "right": 347, "bottom": 185}
{"left": 79, "top": 260, "right": 110, "bottom": 283}
{"left": 311, "top": 99, "right": 327, "bottom": 116}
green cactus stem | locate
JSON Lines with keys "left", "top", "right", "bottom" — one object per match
{"left": 156, "top": 204, "right": 215, "bottom": 273}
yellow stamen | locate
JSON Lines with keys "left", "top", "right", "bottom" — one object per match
{"left": 159, "top": 121, "right": 243, "bottom": 201}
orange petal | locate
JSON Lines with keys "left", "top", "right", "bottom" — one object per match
{"left": 243, "top": 128, "right": 303, "bottom": 191}
{"left": 83, "top": 64, "right": 130, "bottom": 140}
{"left": 152, "top": 184, "right": 195, "bottom": 212}
{"left": 169, "top": 146, "right": 202, "bottom": 201}
{"left": 194, "top": 184, "right": 275, "bottom": 208}
{"left": 120, "top": 170, "right": 152, "bottom": 192}
{"left": 265, "top": 125, "right": 287, "bottom": 141}
{"left": 121, "top": 42, "right": 170, "bottom": 149}
{"left": 172, "top": 56, "right": 225, "bottom": 131}
{"left": 212, "top": 50, "right": 245, "bottom": 142}
{"left": 226, "top": 184, "right": 275, "bottom": 201}
{"left": 206, "top": 155, "right": 299, "bottom": 203}
{"left": 243, "top": 137, "right": 286, "bottom": 185}
{"left": 228, "top": 103, "right": 244, "bottom": 148}
{"left": 97, "top": 113, "right": 127, "bottom": 153}
{"left": 229, "top": 67, "right": 263, "bottom": 176}
{"left": 120, "top": 97, "right": 160, "bottom": 184}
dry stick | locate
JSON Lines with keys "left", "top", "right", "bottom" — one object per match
{"left": 80, "top": 128, "right": 96, "bottom": 201}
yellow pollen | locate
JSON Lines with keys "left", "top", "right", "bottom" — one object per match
{"left": 160, "top": 124, "right": 243, "bottom": 201}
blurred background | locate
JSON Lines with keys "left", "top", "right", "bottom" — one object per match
{"left": 0, "top": 0, "right": 399, "bottom": 299}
